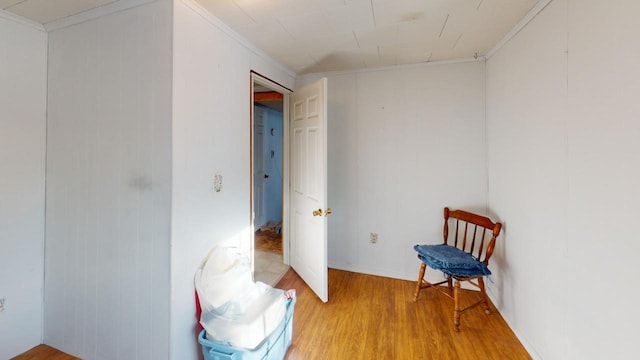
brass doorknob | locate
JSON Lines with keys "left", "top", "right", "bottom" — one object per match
{"left": 313, "top": 208, "right": 332, "bottom": 216}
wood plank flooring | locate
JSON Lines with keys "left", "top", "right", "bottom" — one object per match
{"left": 10, "top": 345, "right": 79, "bottom": 360}
{"left": 276, "top": 268, "right": 531, "bottom": 360}
{"left": 255, "top": 229, "right": 283, "bottom": 254}
{"left": 12, "top": 268, "right": 530, "bottom": 360}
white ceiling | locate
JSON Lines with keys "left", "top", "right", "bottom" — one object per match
{"left": 1, "top": 0, "right": 540, "bottom": 74}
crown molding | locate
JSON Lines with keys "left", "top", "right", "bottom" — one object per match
{"left": 299, "top": 56, "right": 485, "bottom": 79}
{"left": 44, "top": 0, "right": 156, "bottom": 32}
{"left": 485, "top": 0, "right": 554, "bottom": 59}
{"left": 179, "top": 0, "right": 296, "bottom": 79}
{"left": 0, "top": 8, "right": 45, "bottom": 31}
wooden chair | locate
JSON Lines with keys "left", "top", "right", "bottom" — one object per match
{"left": 413, "top": 207, "right": 502, "bottom": 331}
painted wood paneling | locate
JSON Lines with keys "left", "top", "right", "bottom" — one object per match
{"left": 487, "top": 0, "right": 640, "bottom": 359}
{"left": 0, "top": 15, "right": 47, "bottom": 360}
{"left": 44, "top": 1, "right": 172, "bottom": 359}
{"left": 172, "top": 1, "right": 295, "bottom": 358}
{"left": 566, "top": 0, "right": 640, "bottom": 358}
{"left": 486, "top": 1, "right": 568, "bottom": 358}
{"left": 297, "top": 60, "right": 488, "bottom": 282}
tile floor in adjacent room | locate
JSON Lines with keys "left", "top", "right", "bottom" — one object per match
{"left": 254, "top": 249, "right": 289, "bottom": 286}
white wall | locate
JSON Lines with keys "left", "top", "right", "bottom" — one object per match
{"left": 171, "top": 1, "right": 294, "bottom": 358}
{"left": 0, "top": 14, "right": 47, "bottom": 360}
{"left": 566, "top": 0, "right": 640, "bottom": 358}
{"left": 298, "top": 61, "right": 488, "bottom": 281}
{"left": 487, "top": 0, "right": 640, "bottom": 359}
{"left": 487, "top": 1, "right": 568, "bottom": 358}
{"left": 44, "top": 1, "right": 173, "bottom": 359}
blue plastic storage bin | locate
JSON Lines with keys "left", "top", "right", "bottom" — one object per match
{"left": 198, "top": 298, "right": 295, "bottom": 360}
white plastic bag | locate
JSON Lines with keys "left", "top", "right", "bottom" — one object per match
{"left": 195, "top": 246, "right": 286, "bottom": 349}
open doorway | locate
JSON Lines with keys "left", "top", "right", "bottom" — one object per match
{"left": 251, "top": 72, "right": 291, "bottom": 286}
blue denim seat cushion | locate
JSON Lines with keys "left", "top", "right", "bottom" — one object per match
{"left": 414, "top": 244, "right": 491, "bottom": 277}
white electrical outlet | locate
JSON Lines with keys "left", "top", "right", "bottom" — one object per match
{"left": 370, "top": 232, "right": 378, "bottom": 243}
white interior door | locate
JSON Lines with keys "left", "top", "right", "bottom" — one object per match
{"left": 290, "top": 78, "right": 329, "bottom": 302}
{"left": 253, "top": 107, "right": 267, "bottom": 229}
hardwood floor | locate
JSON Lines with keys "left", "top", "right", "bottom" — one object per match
{"left": 13, "top": 269, "right": 530, "bottom": 360}
{"left": 11, "top": 345, "right": 79, "bottom": 360}
{"left": 276, "top": 268, "right": 531, "bottom": 360}
{"left": 255, "top": 229, "right": 283, "bottom": 254}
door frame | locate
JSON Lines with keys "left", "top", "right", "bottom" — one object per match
{"left": 250, "top": 71, "right": 292, "bottom": 272}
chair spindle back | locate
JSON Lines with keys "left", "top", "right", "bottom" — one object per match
{"left": 442, "top": 207, "right": 502, "bottom": 265}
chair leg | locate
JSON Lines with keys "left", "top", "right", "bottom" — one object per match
{"left": 453, "top": 279, "right": 461, "bottom": 332}
{"left": 478, "top": 277, "right": 491, "bottom": 315}
{"left": 414, "top": 262, "right": 427, "bottom": 301}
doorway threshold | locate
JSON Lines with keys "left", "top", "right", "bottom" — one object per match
{"left": 254, "top": 250, "right": 290, "bottom": 286}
